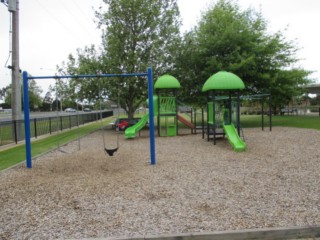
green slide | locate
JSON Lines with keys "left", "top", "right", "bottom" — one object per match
{"left": 125, "top": 114, "right": 149, "bottom": 139}
{"left": 223, "top": 124, "right": 246, "bottom": 152}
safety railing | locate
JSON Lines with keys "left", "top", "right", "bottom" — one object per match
{"left": 159, "top": 97, "right": 176, "bottom": 114}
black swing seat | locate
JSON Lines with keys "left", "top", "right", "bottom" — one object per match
{"left": 104, "top": 147, "right": 118, "bottom": 156}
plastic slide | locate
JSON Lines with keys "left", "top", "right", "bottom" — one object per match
{"left": 223, "top": 124, "right": 246, "bottom": 152}
{"left": 124, "top": 114, "right": 149, "bottom": 139}
{"left": 177, "top": 114, "right": 195, "bottom": 129}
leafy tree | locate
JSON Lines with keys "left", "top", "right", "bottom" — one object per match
{"left": 174, "top": 0, "right": 311, "bottom": 112}
{"left": 51, "top": 99, "right": 61, "bottom": 112}
{"left": 43, "top": 91, "right": 53, "bottom": 104}
{"left": 28, "top": 79, "right": 43, "bottom": 111}
{"left": 0, "top": 86, "right": 11, "bottom": 111}
{"left": 3, "top": 80, "right": 43, "bottom": 111}
{"left": 3, "top": 85, "right": 12, "bottom": 107}
{"left": 269, "top": 69, "right": 310, "bottom": 110}
{"left": 58, "top": 46, "right": 103, "bottom": 106}
{"left": 60, "top": 0, "right": 181, "bottom": 118}
{"left": 0, "top": 86, "right": 10, "bottom": 101}
{"left": 48, "top": 76, "right": 74, "bottom": 111}
{"left": 0, "top": 102, "right": 10, "bottom": 109}
{"left": 41, "top": 91, "right": 54, "bottom": 111}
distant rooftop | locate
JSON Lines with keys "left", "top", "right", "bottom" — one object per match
{"left": 306, "top": 83, "right": 320, "bottom": 94}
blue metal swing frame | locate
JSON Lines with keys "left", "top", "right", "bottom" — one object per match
{"left": 22, "top": 68, "right": 156, "bottom": 168}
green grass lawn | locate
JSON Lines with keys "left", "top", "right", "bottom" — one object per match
{"left": 241, "top": 115, "right": 320, "bottom": 130}
{"left": 0, "top": 117, "right": 115, "bottom": 171}
{"left": 158, "top": 113, "right": 320, "bottom": 131}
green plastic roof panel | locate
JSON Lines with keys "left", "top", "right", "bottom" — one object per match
{"left": 202, "top": 71, "right": 245, "bottom": 92}
{"left": 154, "top": 74, "right": 181, "bottom": 89}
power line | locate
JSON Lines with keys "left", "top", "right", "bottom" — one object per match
{"left": 69, "top": 0, "right": 99, "bottom": 24}
{"left": 68, "top": 0, "right": 103, "bottom": 43}
{"left": 57, "top": 0, "right": 96, "bottom": 37}
{"left": 34, "top": 0, "right": 83, "bottom": 42}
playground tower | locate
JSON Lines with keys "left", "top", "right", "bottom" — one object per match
{"left": 154, "top": 75, "right": 181, "bottom": 137}
{"left": 202, "top": 71, "right": 246, "bottom": 151}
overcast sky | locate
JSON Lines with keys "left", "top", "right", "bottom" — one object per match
{"left": 0, "top": 0, "right": 319, "bottom": 95}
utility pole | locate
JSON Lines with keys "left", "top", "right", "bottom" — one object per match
{"left": 11, "top": 0, "right": 22, "bottom": 125}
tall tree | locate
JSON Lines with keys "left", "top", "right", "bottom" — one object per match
{"left": 0, "top": 86, "right": 10, "bottom": 101}
{"left": 100, "top": 0, "right": 181, "bottom": 118}
{"left": 3, "top": 80, "right": 43, "bottom": 111}
{"left": 58, "top": 46, "right": 103, "bottom": 106}
{"left": 3, "top": 84, "right": 12, "bottom": 107}
{"left": 61, "top": 0, "right": 181, "bottom": 118}
{"left": 174, "top": 0, "right": 311, "bottom": 111}
{"left": 28, "top": 79, "right": 43, "bottom": 110}
{"left": 42, "top": 91, "right": 54, "bottom": 111}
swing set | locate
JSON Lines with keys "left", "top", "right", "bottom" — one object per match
{"left": 22, "top": 68, "right": 156, "bottom": 168}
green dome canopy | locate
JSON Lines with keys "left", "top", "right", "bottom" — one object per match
{"left": 154, "top": 74, "right": 181, "bottom": 89}
{"left": 202, "top": 71, "right": 245, "bottom": 92}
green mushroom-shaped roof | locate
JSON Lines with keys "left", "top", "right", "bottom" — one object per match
{"left": 154, "top": 74, "right": 181, "bottom": 89}
{"left": 202, "top": 71, "right": 245, "bottom": 92}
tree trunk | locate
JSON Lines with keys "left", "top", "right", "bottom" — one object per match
{"left": 127, "top": 104, "right": 135, "bottom": 119}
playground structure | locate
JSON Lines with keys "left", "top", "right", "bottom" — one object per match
{"left": 155, "top": 75, "right": 181, "bottom": 137}
{"left": 125, "top": 75, "right": 195, "bottom": 138}
{"left": 124, "top": 71, "right": 272, "bottom": 152}
{"left": 202, "top": 71, "right": 247, "bottom": 151}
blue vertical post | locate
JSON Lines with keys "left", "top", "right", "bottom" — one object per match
{"left": 147, "top": 67, "right": 156, "bottom": 165}
{"left": 23, "top": 71, "right": 32, "bottom": 168}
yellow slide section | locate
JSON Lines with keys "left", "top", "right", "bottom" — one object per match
{"left": 223, "top": 124, "right": 246, "bottom": 152}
